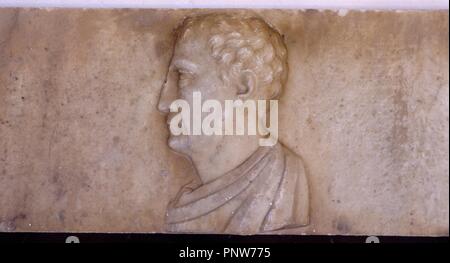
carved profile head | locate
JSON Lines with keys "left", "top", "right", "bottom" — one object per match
{"left": 158, "top": 14, "right": 289, "bottom": 182}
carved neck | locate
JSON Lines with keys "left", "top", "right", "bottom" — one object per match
{"left": 191, "top": 137, "right": 262, "bottom": 184}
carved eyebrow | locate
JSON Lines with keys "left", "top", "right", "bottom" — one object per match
{"left": 174, "top": 60, "right": 198, "bottom": 73}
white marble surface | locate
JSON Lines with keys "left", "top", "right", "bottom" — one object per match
{"left": 0, "top": 0, "right": 448, "bottom": 10}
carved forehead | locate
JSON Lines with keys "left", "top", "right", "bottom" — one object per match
{"left": 172, "top": 35, "right": 214, "bottom": 66}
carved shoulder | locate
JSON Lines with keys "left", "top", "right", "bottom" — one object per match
{"left": 262, "top": 144, "right": 310, "bottom": 231}
{"left": 282, "top": 145, "right": 310, "bottom": 227}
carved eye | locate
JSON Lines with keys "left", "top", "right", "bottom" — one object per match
{"left": 178, "top": 70, "right": 193, "bottom": 87}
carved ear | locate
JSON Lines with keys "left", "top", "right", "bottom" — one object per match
{"left": 237, "top": 70, "right": 257, "bottom": 99}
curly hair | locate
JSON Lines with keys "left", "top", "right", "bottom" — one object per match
{"left": 175, "top": 14, "right": 288, "bottom": 99}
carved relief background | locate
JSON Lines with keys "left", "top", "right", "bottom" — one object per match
{"left": 0, "top": 9, "right": 448, "bottom": 235}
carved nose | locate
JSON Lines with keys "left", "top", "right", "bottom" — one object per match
{"left": 158, "top": 82, "right": 171, "bottom": 113}
{"left": 158, "top": 68, "right": 178, "bottom": 113}
{"left": 158, "top": 102, "right": 169, "bottom": 113}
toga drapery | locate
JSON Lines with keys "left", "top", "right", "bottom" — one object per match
{"left": 166, "top": 143, "right": 309, "bottom": 234}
